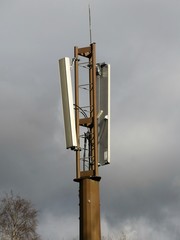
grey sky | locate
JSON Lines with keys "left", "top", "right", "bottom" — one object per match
{"left": 1, "top": 0, "right": 180, "bottom": 239}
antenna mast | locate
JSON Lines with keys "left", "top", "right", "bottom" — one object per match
{"left": 88, "top": 4, "right": 92, "bottom": 44}
{"left": 74, "top": 43, "right": 101, "bottom": 240}
{"left": 58, "top": 3, "right": 111, "bottom": 240}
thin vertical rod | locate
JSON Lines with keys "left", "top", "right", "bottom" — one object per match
{"left": 89, "top": 4, "right": 92, "bottom": 44}
{"left": 74, "top": 46, "right": 80, "bottom": 179}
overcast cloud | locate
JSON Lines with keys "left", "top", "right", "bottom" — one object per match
{"left": 1, "top": 0, "right": 180, "bottom": 239}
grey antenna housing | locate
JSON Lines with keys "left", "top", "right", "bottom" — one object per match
{"left": 96, "top": 63, "right": 110, "bottom": 165}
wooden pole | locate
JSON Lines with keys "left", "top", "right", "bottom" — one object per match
{"left": 74, "top": 43, "right": 101, "bottom": 240}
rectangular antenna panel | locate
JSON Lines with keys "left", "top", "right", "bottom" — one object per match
{"left": 59, "top": 57, "right": 77, "bottom": 149}
{"left": 97, "top": 64, "right": 110, "bottom": 165}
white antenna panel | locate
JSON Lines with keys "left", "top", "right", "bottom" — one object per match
{"left": 97, "top": 64, "right": 110, "bottom": 165}
{"left": 59, "top": 57, "right": 77, "bottom": 150}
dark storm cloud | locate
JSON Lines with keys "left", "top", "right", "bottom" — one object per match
{"left": 0, "top": 0, "right": 76, "bottom": 202}
{"left": 98, "top": 0, "right": 180, "bottom": 237}
{"left": 0, "top": 0, "right": 180, "bottom": 239}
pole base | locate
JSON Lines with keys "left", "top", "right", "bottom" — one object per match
{"left": 77, "top": 177, "right": 101, "bottom": 240}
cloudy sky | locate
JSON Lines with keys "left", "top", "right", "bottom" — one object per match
{"left": 1, "top": 0, "right": 180, "bottom": 239}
